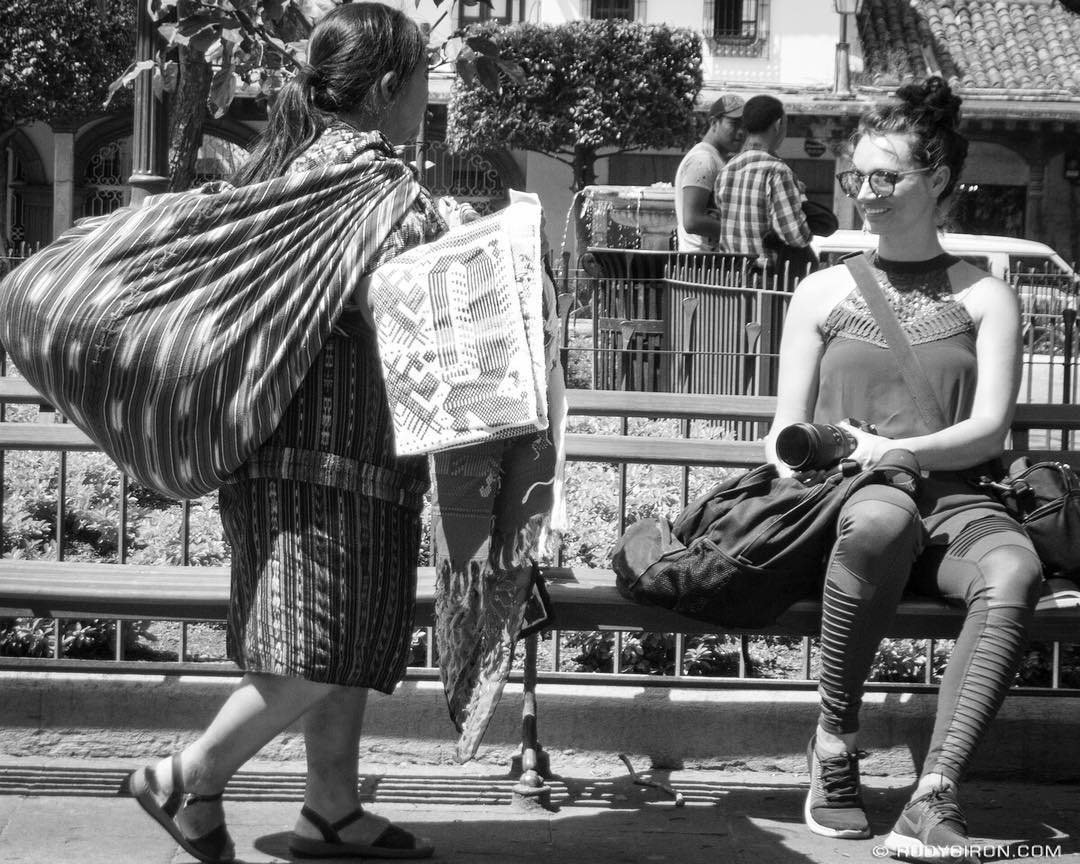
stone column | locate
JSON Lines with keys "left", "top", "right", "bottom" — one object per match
{"left": 128, "top": 0, "right": 168, "bottom": 205}
{"left": 51, "top": 126, "right": 76, "bottom": 238}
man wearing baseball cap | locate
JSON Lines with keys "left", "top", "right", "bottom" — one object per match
{"left": 674, "top": 93, "right": 746, "bottom": 252}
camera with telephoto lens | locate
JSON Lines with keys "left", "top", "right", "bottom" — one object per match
{"left": 775, "top": 419, "right": 878, "bottom": 471}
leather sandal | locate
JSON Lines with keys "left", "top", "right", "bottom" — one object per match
{"left": 129, "top": 754, "right": 235, "bottom": 864}
{"left": 289, "top": 804, "right": 435, "bottom": 859}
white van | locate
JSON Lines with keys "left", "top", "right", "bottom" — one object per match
{"left": 810, "top": 229, "right": 1079, "bottom": 316}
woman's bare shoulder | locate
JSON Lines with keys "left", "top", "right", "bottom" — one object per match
{"left": 947, "top": 259, "right": 1017, "bottom": 302}
{"left": 789, "top": 262, "right": 856, "bottom": 316}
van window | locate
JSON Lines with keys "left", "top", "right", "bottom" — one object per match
{"left": 956, "top": 255, "right": 991, "bottom": 270}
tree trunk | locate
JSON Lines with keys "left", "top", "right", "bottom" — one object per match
{"left": 571, "top": 144, "right": 598, "bottom": 259}
{"left": 167, "top": 47, "right": 212, "bottom": 193}
{"left": 573, "top": 144, "right": 597, "bottom": 191}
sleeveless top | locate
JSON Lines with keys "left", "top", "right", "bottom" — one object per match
{"left": 813, "top": 253, "right": 975, "bottom": 437}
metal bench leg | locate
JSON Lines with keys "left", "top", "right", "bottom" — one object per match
{"left": 512, "top": 632, "right": 552, "bottom": 809}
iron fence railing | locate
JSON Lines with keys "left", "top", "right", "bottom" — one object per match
{"left": 1, "top": 248, "right": 1078, "bottom": 693}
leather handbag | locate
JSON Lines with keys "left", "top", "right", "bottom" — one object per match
{"left": 845, "top": 253, "right": 1080, "bottom": 579}
{"left": 977, "top": 457, "right": 1080, "bottom": 579}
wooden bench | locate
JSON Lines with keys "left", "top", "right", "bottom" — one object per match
{"left": 3, "top": 375, "right": 1080, "bottom": 802}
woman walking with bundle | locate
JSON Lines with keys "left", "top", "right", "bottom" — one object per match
{"left": 129, "top": 5, "right": 443, "bottom": 861}
{"left": 767, "top": 77, "right": 1042, "bottom": 862}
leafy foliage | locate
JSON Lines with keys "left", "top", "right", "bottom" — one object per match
{"left": 447, "top": 19, "right": 703, "bottom": 188}
{"left": 0, "top": 0, "right": 134, "bottom": 130}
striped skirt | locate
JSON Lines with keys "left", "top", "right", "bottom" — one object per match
{"left": 219, "top": 477, "right": 423, "bottom": 692}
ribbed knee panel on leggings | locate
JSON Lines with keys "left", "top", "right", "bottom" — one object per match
{"left": 922, "top": 530, "right": 1042, "bottom": 782}
{"left": 817, "top": 485, "right": 925, "bottom": 735}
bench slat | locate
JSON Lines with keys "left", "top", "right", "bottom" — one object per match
{"left": 565, "top": 390, "right": 776, "bottom": 421}
{"left": 564, "top": 433, "right": 763, "bottom": 467}
{"left": 0, "top": 422, "right": 95, "bottom": 450}
{"left": 1, "top": 560, "right": 1076, "bottom": 643}
{"left": 565, "top": 390, "right": 1080, "bottom": 431}
{"left": 0, "top": 378, "right": 51, "bottom": 405}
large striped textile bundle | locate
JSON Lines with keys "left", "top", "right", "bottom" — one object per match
{"left": 369, "top": 198, "right": 548, "bottom": 455}
{"left": 0, "top": 149, "right": 418, "bottom": 500}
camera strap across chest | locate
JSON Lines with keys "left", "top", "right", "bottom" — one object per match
{"left": 843, "top": 252, "right": 950, "bottom": 431}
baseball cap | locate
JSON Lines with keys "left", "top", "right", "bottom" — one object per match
{"left": 708, "top": 94, "right": 745, "bottom": 119}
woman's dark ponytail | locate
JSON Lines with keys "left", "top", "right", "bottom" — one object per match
{"left": 232, "top": 75, "right": 325, "bottom": 187}
{"left": 858, "top": 76, "right": 969, "bottom": 203}
{"left": 232, "top": 3, "right": 426, "bottom": 186}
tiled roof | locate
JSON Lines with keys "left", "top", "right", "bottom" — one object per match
{"left": 858, "top": 0, "right": 1080, "bottom": 95}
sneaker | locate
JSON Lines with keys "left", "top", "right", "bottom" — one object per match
{"left": 803, "top": 736, "right": 871, "bottom": 839}
{"left": 885, "top": 785, "right": 974, "bottom": 862}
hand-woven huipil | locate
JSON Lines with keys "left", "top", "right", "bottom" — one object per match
{"left": 219, "top": 125, "right": 446, "bottom": 690}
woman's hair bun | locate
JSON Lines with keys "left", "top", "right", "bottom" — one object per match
{"left": 894, "top": 76, "right": 962, "bottom": 130}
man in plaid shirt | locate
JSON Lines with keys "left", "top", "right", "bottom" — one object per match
{"left": 714, "top": 95, "right": 812, "bottom": 275}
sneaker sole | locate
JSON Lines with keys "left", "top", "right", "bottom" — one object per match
{"left": 884, "top": 830, "right": 974, "bottom": 862}
{"left": 803, "top": 790, "right": 872, "bottom": 840}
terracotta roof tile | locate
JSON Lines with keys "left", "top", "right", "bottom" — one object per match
{"left": 857, "top": 0, "right": 1080, "bottom": 96}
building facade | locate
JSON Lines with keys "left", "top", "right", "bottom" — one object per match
{"left": 5, "top": 0, "right": 1080, "bottom": 262}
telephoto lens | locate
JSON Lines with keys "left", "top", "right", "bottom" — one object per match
{"left": 774, "top": 422, "right": 858, "bottom": 471}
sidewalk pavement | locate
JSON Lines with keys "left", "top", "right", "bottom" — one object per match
{"left": 0, "top": 758, "right": 1077, "bottom": 864}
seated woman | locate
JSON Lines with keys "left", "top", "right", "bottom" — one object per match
{"left": 766, "top": 77, "right": 1043, "bottom": 862}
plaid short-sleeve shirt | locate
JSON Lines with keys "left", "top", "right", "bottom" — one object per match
{"left": 714, "top": 145, "right": 812, "bottom": 260}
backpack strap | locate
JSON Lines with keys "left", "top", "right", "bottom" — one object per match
{"left": 843, "top": 252, "right": 950, "bottom": 431}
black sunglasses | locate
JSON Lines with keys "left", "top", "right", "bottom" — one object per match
{"left": 837, "top": 167, "right": 932, "bottom": 199}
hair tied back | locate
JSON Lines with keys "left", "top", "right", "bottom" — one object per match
{"left": 895, "top": 76, "right": 962, "bottom": 131}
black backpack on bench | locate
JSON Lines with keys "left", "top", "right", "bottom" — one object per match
{"left": 610, "top": 451, "right": 922, "bottom": 629}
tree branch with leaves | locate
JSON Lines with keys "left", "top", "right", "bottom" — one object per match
{"left": 447, "top": 19, "right": 703, "bottom": 191}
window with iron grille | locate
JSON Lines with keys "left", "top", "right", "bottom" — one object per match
{"left": 459, "top": 0, "right": 524, "bottom": 25}
{"left": 704, "top": 0, "right": 767, "bottom": 56}
{"left": 712, "top": 0, "right": 758, "bottom": 40}
{"left": 589, "top": 0, "right": 638, "bottom": 20}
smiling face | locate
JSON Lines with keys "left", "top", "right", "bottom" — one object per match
{"left": 850, "top": 132, "right": 947, "bottom": 237}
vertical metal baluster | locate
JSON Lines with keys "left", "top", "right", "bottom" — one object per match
{"left": 426, "top": 626, "right": 435, "bottom": 669}
{"left": 55, "top": 449, "right": 67, "bottom": 660}
{"left": 116, "top": 473, "right": 130, "bottom": 665}
{"left": 925, "top": 639, "right": 936, "bottom": 684}
{"left": 0, "top": 347, "right": 6, "bottom": 545}
{"left": 551, "top": 628, "right": 561, "bottom": 672}
{"left": 58, "top": 452, "right": 67, "bottom": 562}
{"left": 181, "top": 499, "right": 191, "bottom": 663}
{"left": 674, "top": 634, "right": 685, "bottom": 678}
{"left": 802, "top": 636, "right": 812, "bottom": 680}
{"left": 613, "top": 630, "right": 623, "bottom": 674}
{"left": 1052, "top": 641, "right": 1061, "bottom": 690}
{"left": 120, "top": 474, "right": 129, "bottom": 563}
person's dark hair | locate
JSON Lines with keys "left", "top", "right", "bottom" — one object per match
{"left": 741, "top": 95, "right": 785, "bottom": 134}
{"left": 857, "top": 76, "right": 968, "bottom": 202}
{"left": 232, "top": 3, "right": 426, "bottom": 186}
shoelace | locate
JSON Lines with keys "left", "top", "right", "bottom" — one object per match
{"left": 817, "top": 749, "right": 868, "bottom": 804}
{"left": 919, "top": 788, "right": 968, "bottom": 831}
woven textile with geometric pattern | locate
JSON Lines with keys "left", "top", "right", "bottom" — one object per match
{"left": 0, "top": 142, "right": 417, "bottom": 500}
{"left": 368, "top": 199, "right": 548, "bottom": 456}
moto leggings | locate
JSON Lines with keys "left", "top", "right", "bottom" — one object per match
{"left": 817, "top": 481, "right": 1043, "bottom": 783}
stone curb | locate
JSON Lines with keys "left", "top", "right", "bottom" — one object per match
{"left": 2, "top": 672, "right": 1079, "bottom": 781}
